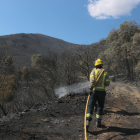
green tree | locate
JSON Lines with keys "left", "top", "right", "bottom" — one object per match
{"left": 100, "top": 20, "right": 140, "bottom": 79}
{"left": 31, "top": 54, "right": 43, "bottom": 68}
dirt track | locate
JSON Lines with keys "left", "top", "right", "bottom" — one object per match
{"left": 0, "top": 82, "right": 140, "bottom": 140}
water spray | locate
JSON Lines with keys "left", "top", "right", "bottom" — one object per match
{"left": 54, "top": 81, "right": 90, "bottom": 98}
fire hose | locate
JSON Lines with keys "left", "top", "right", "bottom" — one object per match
{"left": 84, "top": 69, "right": 105, "bottom": 140}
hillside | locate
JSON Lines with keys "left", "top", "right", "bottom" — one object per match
{"left": 0, "top": 33, "right": 107, "bottom": 68}
{"left": 0, "top": 81, "right": 140, "bottom": 140}
{"left": 0, "top": 33, "right": 80, "bottom": 68}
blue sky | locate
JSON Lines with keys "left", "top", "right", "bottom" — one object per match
{"left": 0, "top": 0, "right": 140, "bottom": 44}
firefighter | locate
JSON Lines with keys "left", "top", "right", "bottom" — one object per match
{"left": 86, "top": 59, "right": 110, "bottom": 130}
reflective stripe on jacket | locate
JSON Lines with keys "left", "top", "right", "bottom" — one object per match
{"left": 89, "top": 68, "right": 110, "bottom": 91}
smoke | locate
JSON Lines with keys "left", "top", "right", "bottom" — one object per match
{"left": 55, "top": 81, "right": 90, "bottom": 98}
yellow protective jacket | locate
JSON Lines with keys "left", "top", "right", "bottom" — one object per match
{"left": 89, "top": 68, "right": 110, "bottom": 91}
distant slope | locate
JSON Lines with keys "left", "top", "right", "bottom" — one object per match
{"left": 0, "top": 33, "right": 106, "bottom": 68}
{"left": 0, "top": 33, "right": 80, "bottom": 68}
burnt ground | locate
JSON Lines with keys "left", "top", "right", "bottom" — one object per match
{"left": 1, "top": 82, "right": 140, "bottom": 140}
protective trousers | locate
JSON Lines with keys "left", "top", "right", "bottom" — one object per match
{"left": 86, "top": 90, "right": 106, "bottom": 122}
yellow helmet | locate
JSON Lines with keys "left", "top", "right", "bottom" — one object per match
{"left": 94, "top": 59, "right": 103, "bottom": 66}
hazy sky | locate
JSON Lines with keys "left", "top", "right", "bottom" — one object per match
{"left": 0, "top": 0, "right": 140, "bottom": 44}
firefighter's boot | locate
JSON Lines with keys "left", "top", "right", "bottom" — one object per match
{"left": 96, "top": 121, "right": 101, "bottom": 128}
{"left": 86, "top": 120, "right": 90, "bottom": 131}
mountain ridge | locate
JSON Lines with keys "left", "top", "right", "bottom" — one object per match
{"left": 0, "top": 33, "right": 105, "bottom": 68}
{"left": 0, "top": 33, "right": 81, "bottom": 68}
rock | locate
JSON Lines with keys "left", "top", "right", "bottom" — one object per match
{"left": 1, "top": 116, "right": 10, "bottom": 122}
{"left": 7, "top": 113, "right": 16, "bottom": 119}
{"left": 30, "top": 109, "right": 37, "bottom": 112}
{"left": 21, "top": 112, "right": 26, "bottom": 116}
{"left": 54, "top": 119, "right": 59, "bottom": 124}
{"left": 109, "top": 75, "right": 115, "bottom": 82}
{"left": 41, "top": 118, "right": 50, "bottom": 122}
{"left": 0, "top": 121, "right": 6, "bottom": 126}
{"left": 39, "top": 107, "right": 47, "bottom": 111}
{"left": 23, "top": 109, "right": 30, "bottom": 112}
